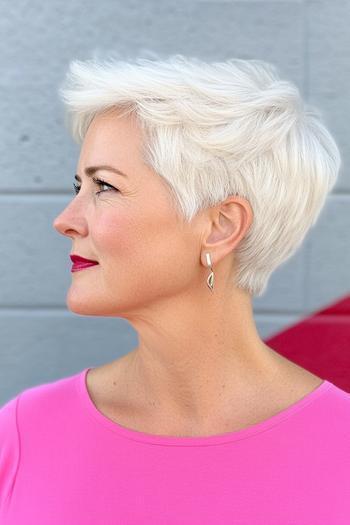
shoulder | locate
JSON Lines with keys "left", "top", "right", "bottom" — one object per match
{"left": 14, "top": 370, "right": 82, "bottom": 429}
{"left": 1, "top": 370, "right": 82, "bottom": 439}
{"left": 0, "top": 395, "right": 20, "bottom": 508}
{"left": 312, "top": 381, "right": 350, "bottom": 445}
{"left": 323, "top": 381, "right": 350, "bottom": 414}
{"left": 0, "top": 370, "right": 82, "bottom": 507}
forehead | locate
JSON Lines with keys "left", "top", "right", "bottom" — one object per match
{"left": 83, "top": 108, "right": 141, "bottom": 152}
{"left": 77, "top": 108, "right": 144, "bottom": 173}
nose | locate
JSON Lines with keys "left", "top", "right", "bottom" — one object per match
{"left": 52, "top": 207, "right": 72, "bottom": 238}
{"left": 52, "top": 210, "right": 68, "bottom": 236}
{"left": 52, "top": 199, "right": 87, "bottom": 239}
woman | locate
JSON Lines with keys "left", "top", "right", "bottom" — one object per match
{"left": 1, "top": 54, "right": 349, "bottom": 524}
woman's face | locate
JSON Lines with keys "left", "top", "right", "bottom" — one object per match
{"left": 53, "top": 109, "right": 202, "bottom": 317}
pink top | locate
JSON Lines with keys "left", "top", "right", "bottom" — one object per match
{"left": 0, "top": 367, "right": 350, "bottom": 524}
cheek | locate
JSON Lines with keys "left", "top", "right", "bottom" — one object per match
{"left": 92, "top": 205, "right": 169, "bottom": 259}
{"left": 92, "top": 213, "right": 137, "bottom": 259}
{"left": 92, "top": 208, "right": 188, "bottom": 279}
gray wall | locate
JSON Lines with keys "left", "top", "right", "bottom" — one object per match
{"left": 1, "top": 0, "right": 349, "bottom": 405}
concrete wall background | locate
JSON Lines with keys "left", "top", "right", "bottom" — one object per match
{"left": 0, "top": 0, "right": 349, "bottom": 405}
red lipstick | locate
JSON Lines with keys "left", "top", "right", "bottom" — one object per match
{"left": 70, "top": 254, "right": 99, "bottom": 272}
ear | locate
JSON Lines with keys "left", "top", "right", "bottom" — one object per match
{"left": 200, "top": 196, "right": 253, "bottom": 267}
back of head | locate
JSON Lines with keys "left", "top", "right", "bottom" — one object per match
{"left": 58, "top": 53, "right": 341, "bottom": 297}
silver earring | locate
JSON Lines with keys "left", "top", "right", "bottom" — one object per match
{"left": 205, "top": 252, "right": 214, "bottom": 291}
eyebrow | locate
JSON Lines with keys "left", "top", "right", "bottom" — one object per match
{"left": 74, "top": 165, "right": 129, "bottom": 182}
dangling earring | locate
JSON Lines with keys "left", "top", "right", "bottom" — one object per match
{"left": 205, "top": 252, "right": 214, "bottom": 291}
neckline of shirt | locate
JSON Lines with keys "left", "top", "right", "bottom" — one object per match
{"left": 77, "top": 366, "right": 333, "bottom": 447}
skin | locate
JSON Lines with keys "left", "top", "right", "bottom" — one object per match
{"left": 53, "top": 107, "right": 323, "bottom": 437}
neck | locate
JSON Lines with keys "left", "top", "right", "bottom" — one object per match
{"left": 110, "top": 286, "right": 285, "bottom": 424}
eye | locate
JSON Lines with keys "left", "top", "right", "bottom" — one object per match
{"left": 73, "top": 177, "right": 119, "bottom": 196}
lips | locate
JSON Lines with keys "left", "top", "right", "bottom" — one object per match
{"left": 70, "top": 254, "right": 98, "bottom": 265}
{"left": 70, "top": 254, "right": 99, "bottom": 271}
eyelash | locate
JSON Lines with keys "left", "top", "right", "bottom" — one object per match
{"left": 73, "top": 177, "right": 119, "bottom": 196}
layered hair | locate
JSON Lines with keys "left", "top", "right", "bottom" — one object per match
{"left": 58, "top": 53, "right": 341, "bottom": 297}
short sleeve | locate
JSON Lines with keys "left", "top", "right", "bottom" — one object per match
{"left": 0, "top": 394, "right": 21, "bottom": 509}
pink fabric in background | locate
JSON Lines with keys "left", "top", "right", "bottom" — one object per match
{"left": 1, "top": 367, "right": 350, "bottom": 524}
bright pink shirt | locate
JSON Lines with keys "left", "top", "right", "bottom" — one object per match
{"left": 0, "top": 367, "right": 350, "bottom": 524}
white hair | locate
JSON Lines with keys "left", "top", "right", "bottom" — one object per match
{"left": 58, "top": 53, "right": 341, "bottom": 297}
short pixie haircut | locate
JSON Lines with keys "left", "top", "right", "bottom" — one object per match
{"left": 59, "top": 53, "right": 341, "bottom": 297}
